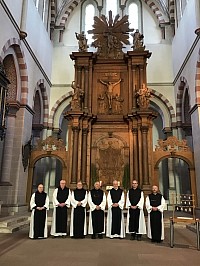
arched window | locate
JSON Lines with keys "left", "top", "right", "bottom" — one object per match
{"left": 106, "top": 0, "right": 118, "bottom": 17}
{"left": 85, "top": 4, "right": 95, "bottom": 44}
{"left": 81, "top": 1, "right": 98, "bottom": 44}
{"left": 34, "top": 0, "right": 50, "bottom": 30}
{"left": 128, "top": 2, "right": 139, "bottom": 30}
{"left": 127, "top": 0, "right": 142, "bottom": 32}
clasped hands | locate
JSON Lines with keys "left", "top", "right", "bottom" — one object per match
{"left": 58, "top": 203, "right": 66, "bottom": 207}
{"left": 112, "top": 203, "right": 119, "bottom": 207}
{"left": 152, "top": 207, "right": 158, "bottom": 211}
{"left": 36, "top": 206, "right": 45, "bottom": 210}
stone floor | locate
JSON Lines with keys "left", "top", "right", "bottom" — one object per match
{"left": 0, "top": 226, "right": 199, "bottom": 266}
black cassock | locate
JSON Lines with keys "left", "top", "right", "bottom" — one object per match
{"left": 149, "top": 193, "right": 162, "bottom": 242}
{"left": 91, "top": 189, "right": 104, "bottom": 234}
{"left": 33, "top": 191, "right": 47, "bottom": 238}
{"left": 128, "top": 188, "right": 141, "bottom": 233}
{"left": 73, "top": 188, "right": 86, "bottom": 238}
{"left": 56, "top": 187, "right": 69, "bottom": 234}
{"left": 110, "top": 188, "right": 123, "bottom": 235}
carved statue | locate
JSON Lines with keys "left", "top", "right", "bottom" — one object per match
{"left": 136, "top": 84, "right": 151, "bottom": 109}
{"left": 75, "top": 31, "right": 89, "bottom": 52}
{"left": 70, "top": 81, "right": 84, "bottom": 110}
{"left": 131, "top": 29, "right": 144, "bottom": 50}
{"left": 114, "top": 94, "right": 124, "bottom": 114}
{"left": 98, "top": 94, "right": 107, "bottom": 114}
{"left": 100, "top": 79, "right": 121, "bottom": 109}
{"left": 22, "top": 137, "right": 32, "bottom": 172}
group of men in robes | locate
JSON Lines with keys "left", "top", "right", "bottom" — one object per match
{"left": 29, "top": 179, "right": 165, "bottom": 243}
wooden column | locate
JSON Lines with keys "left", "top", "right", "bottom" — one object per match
{"left": 84, "top": 66, "right": 89, "bottom": 112}
{"left": 141, "top": 125, "right": 149, "bottom": 185}
{"left": 81, "top": 128, "right": 88, "bottom": 183}
{"left": 71, "top": 125, "right": 79, "bottom": 183}
{"left": 132, "top": 127, "right": 139, "bottom": 180}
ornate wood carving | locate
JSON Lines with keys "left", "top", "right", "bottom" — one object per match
{"left": 155, "top": 136, "right": 190, "bottom": 152}
{"left": 96, "top": 138, "right": 124, "bottom": 185}
{"left": 34, "top": 136, "right": 66, "bottom": 152}
{"left": 88, "top": 10, "right": 133, "bottom": 59}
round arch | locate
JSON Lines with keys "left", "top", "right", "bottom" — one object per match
{"left": 153, "top": 151, "right": 197, "bottom": 206}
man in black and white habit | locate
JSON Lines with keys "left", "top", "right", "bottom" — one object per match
{"left": 50, "top": 179, "right": 71, "bottom": 238}
{"left": 29, "top": 184, "right": 49, "bottom": 239}
{"left": 146, "top": 185, "right": 166, "bottom": 243}
{"left": 106, "top": 180, "right": 125, "bottom": 239}
{"left": 70, "top": 180, "right": 87, "bottom": 238}
{"left": 126, "top": 180, "right": 146, "bottom": 240}
{"left": 88, "top": 181, "right": 106, "bottom": 239}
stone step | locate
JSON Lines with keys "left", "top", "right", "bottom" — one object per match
{"left": 0, "top": 212, "right": 30, "bottom": 233}
{"left": 0, "top": 219, "right": 30, "bottom": 233}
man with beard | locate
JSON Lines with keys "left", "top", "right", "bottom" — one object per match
{"left": 106, "top": 180, "right": 125, "bottom": 239}
{"left": 50, "top": 179, "right": 71, "bottom": 238}
{"left": 126, "top": 180, "right": 146, "bottom": 240}
{"left": 70, "top": 180, "right": 87, "bottom": 238}
{"left": 146, "top": 185, "right": 166, "bottom": 243}
{"left": 88, "top": 181, "right": 106, "bottom": 239}
{"left": 29, "top": 184, "right": 49, "bottom": 239}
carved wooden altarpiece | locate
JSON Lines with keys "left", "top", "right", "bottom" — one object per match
{"left": 64, "top": 11, "right": 156, "bottom": 193}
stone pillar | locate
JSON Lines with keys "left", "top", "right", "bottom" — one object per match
{"left": 71, "top": 126, "right": 80, "bottom": 184}
{"left": 19, "top": 0, "right": 28, "bottom": 39}
{"left": 0, "top": 104, "right": 19, "bottom": 184}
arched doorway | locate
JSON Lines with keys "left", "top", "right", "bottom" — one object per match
{"left": 157, "top": 157, "right": 191, "bottom": 207}
{"left": 153, "top": 136, "right": 197, "bottom": 208}
{"left": 26, "top": 136, "right": 69, "bottom": 206}
{"left": 32, "top": 156, "right": 63, "bottom": 208}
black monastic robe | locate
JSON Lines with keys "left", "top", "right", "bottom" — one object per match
{"left": 110, "top": 188, "right": 123, "bottom": 235}
{"left": 33, "top": 191, "right": 47, "bottom": 238}
{"left": 73, "top": 188, "right": 86, "bottom": 238}
{"left": 55, "top": 187, "right": 69, "bottom": 234}
{"left": 91, "top": 188, "right": 104, "bottom": 234}
{"left": 128, "top": 188, "right": 141, "bottom": 233}
{"left": 149, "top": 193, "right": 162, "bottom": 241}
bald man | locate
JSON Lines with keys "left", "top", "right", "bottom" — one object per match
{"left": 51, "top": 179, "right": 71, "bottom": 238}
{"left": 106, "top": 180, "right": 125, "bottom": 239}
{"left": 88, "top": 181, "right": 106, "bottom": 239}
{"left": 146, "top": 185, "right": 166, "bottom": 243}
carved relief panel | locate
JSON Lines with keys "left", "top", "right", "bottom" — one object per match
{"left": 91, "top": 133, "right": 129, "bottom": 187}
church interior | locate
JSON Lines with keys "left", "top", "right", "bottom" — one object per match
{"left": 0, "top": 0, "right": 200, "bottom": 265}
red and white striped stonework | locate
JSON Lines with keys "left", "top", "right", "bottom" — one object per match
{"left": 59, "top": 0, "right": 79, "bottom": 27}
{"left": 51, "top": 0, "right": 56, "bottom": 26}
{"left": 48, "top": 91, "right": 73, "bottom": 129}
{"left": 143, "top": 0, "right": 166, "bottom": 24}
{"left": 151, "top": 89, "right": 176, "bottom": 127}
{"left": 176, "top": 76, "right": 188, "bottom": 125}
{"left": 195, "top": 51, "right": 200, "bottom": 105}
{"left": 33, "top": 79, "right": 49, "bottom": 127}
{"left": 58, "top": 0, "right": 166, "bottom": 28}
{"left": 0, "top": 38, "right": 28, "bottom": 105}
{"left": 169, "top": 0, "right": 175, "bottom": 21}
